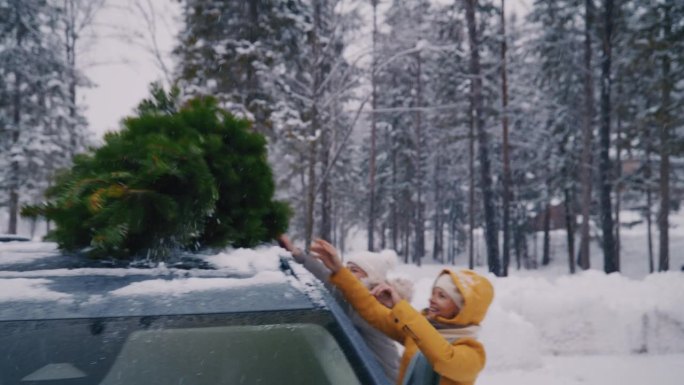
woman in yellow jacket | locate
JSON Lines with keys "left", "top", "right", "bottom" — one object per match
{"left": 310, "top": 239, "right": 494, "bottom": 385}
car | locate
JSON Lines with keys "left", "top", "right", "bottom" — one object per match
{"left": 0, "top": 242, "right": 391, "bottom": 385}
{"left": 0, "top": 234, "right": 31, "bottom": 242}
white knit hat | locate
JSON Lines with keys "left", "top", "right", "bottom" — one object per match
{"left": 388, "top": 277, "right": 414, "bottom": 302}
{"left": 433, "top": 273, "right": 464, "bottom": 310}
{"left": 344, "top": 249, "right": 398, "bottom": 284}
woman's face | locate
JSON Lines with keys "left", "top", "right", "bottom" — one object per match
{"left": 346, "top": 262, "right": 368, "bottom": 279}
{"left": 427, "top": 287, "right": 460, "bottom": 320}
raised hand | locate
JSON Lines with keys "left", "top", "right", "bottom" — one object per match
{"left": 370, "top": 282, "right": 401, "bottom": 309}
{"left": 277, "top": 234, "right": 302, "bottom": 257}
{"left": 310, "top": 238, "right": 344, "bottom": 273}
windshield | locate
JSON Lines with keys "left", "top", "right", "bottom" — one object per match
{"left": 1, "top": 310, "right": 362, "bottom": 385}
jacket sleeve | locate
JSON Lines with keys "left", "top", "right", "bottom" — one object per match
{"left": 290, "top": 251, "right": 335, "bottom": 291}
{"left": 329, "top": 268, "right": 404, "bottom": 342}
{"left": 390, "top": 301, "right": 484, "bottom": 383}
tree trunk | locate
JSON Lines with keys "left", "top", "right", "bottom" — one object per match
{"left": 657, "top": 1, "right": 672, "bottom": 272}
{"left": 599, "top": 0, "right": 617, "bottom": 274}
{"left": 615, "top": 86, "right": 623, "bottom": 271}
{"left": 319, "top": 130, "right": 331, "bottom": 241}
{"left": 413, "top": 52, "right": 425, "bottom": 266}
{"left": 331, "top": 199, "right": 338, "bottom": 245}
{"left": 8, "top": 15, "right": 24, "bottom": 234}
{"left": 448, "top": 213, "right": 456, "bottom": 264}
{"left": 564, "top": 187, "right": 576, "bottom": 274}
{"left": 513, "top": 218, "right": 522, "bottom": 270}
{"left": 368, "top": 0, "right": 378, "bottom": 251}
{"left": 432, "top": 214, "right": 443, "bottom": 262}
{"left": 305, "top": 141, "right": 317, "bottom": 248}
{"left": 542, "top": 186, "right": 552, "bottom": 266}
{"left": 558, "top": 131, "right": 576, "bottom": 273}
{"left": 433, "top": 157, "right": 444, "bottom": 262}
{"left": 465, "top": 0, "right": 500, "bottom": 275}
{"left": 8, "top": 190, "right": 19, "bottom": 234}
{"left": 645, "top": 141, "right": 655, "bottom": 273}
{"left": 391, "top": 126, "right": 398, "bottom": 251}
{"left": 579, "top": 0, "right": 595, "bottom": 270}
{"left": 403, "top": 212, "right": 411, "bottom": 264}
{"left": 246, "top": 0, "right": 262, "bottom": 132}
{"left": 500, "top": 0, "right": 512, "bottom": 277}
{"left": 532, "top": 221, "right": 538, "bottom": 268}
{"left": 468, "top": 96, "right": 476, "bottom": 270}
{"left": 320, "top": 84, "right": 338, "bottom": 241}
{"left": 248, "top": 0, "right": 259, "bottom": 41}
{"left": 514, "top": 207, "right": 529, "bottom": 270}
{"left": 65, "top": 0, "right": 78, "bottom": 156}
{"left": 305, "top": 0, "right": 323, "bottom": 249}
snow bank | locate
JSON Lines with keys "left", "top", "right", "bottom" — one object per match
{"left": 493, "top": 271, "right": 684, "bottom": 355}
{"left": 479, "top": 353, "right": 684, "bottom": 385}
{"left": 479, "top": 303, "right": 543, "bottom": 371}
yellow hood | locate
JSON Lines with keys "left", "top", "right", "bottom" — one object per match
{"left": 430, "top": 269, "right": 494, "bottom": 326}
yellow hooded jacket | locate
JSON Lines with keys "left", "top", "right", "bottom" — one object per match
{"left": 330, "top": 268, "right": 494, "bottom": 385}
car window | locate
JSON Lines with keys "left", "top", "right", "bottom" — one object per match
{"left": 99, "top": 324, "right": 361, "bottom": 385}
{"left": 0, "top": 310, "right": 364, "bottom": 385}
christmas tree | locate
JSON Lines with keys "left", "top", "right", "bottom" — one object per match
{"left": 24, "top": 85, "right": 290, "bottom": 259}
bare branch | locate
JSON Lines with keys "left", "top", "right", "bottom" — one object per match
{"left": 315, "top": 92, "right": 372, "bottom": 196}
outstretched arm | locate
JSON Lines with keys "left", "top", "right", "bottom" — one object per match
{"left": 311, "top": 239, "right": 404, "bottom": 342}
{"left": 277, "top": 235, "right": 332, "bottom": 287}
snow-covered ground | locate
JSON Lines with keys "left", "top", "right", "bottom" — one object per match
{"left": 479, "top": 353, "right": 684, "bottom": 385}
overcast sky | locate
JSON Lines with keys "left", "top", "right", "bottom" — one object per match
{"left": 80, "top": 0, "right": 180, "bottom": 141}
{"left": 81, "top": 0, "right": 531, "bottom": 141}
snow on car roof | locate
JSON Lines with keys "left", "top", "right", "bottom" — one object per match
{"left": 0, "top": 240, "right": 59, "bottom": 265}
{"left": 0, "top": 234, "right": 31, "bottom": 242}
{"left": 0, "top": 242, "right": 326, "bottom": 321}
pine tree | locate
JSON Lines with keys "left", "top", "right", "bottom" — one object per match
{"left": 373, "top": 0, "right": 427, "bottom": 262}
{"left": 426, "top": 1, "right": 470, "bottom": 263}
{"left": 527, "top": 0, "right": 587, "bottom": 270}
{"left": 174, "top": 0, "right": 311, "bottom": 137}
{"left": 577, "top": 0, "right": 596, "bottom": 271}
{"left": 465, "top": 0, "right": 500, "bottom": 275}
{"left": 598, "top": 0, "right": 617, "bottom": 273}
{"left": 25, "top": 86, "right": 289, "bottom": 259}
{"left": 628, "top": 0, "right": 684, "bottom": 272}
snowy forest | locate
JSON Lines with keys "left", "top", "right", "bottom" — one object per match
{"left": 1, "top": 0, "right": 683, "bottom": 277}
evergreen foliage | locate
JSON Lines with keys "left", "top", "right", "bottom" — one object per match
{"left": 24, "top": 85, "right": 289, "bottom": 259}
{"left": 174, "top": 0, "right": 311, "bottom": 137}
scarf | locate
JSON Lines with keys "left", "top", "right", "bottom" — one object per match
{"left": 430, "top": 322, "right": 481, "bottom": 341}
{"left": 401, "top": 322, "right": 481, "bottom": 385}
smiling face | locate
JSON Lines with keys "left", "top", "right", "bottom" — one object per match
{"left": 426, "top": 286, "right": 460, "bottom": 320}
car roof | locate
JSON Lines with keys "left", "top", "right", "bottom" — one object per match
{"left": 0, "top": 241, "right": 326, "bottom": 321}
